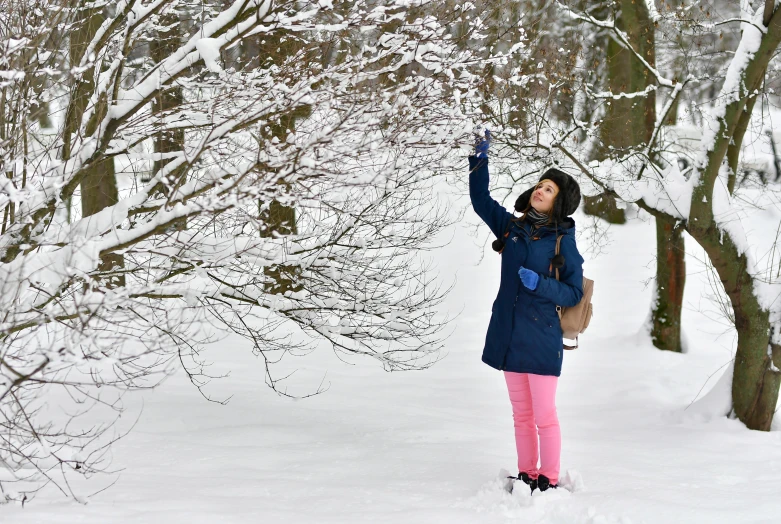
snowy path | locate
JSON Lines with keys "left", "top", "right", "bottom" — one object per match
{"left": 5, "top": 209, "right": 781, "bottom": 523}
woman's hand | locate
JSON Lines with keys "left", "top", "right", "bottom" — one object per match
{"left": 474, "top": 129, "right": 491, "bottom": 158}
{"left": 518, "top": 266, "right": 539, "bottom": 290}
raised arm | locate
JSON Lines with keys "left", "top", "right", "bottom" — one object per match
{"left": 468, "top": 155, "right": 514, "bottom": 238}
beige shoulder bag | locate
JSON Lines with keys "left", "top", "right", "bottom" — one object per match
{"left": 554, "top": 235, "right": 593, "bottom": 350}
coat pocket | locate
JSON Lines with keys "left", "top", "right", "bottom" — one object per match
{"left": 531, "top": 301, "right": 559, "bottom": 330}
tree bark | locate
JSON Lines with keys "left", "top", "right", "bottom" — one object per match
{"left": 259, "top": 106, "right": 309, "bottom": 294}
{"left": 620, "top": 0, "right": 656, "bottom": 145}
{"left": 650, "top": 215, "right": 686, "bottom": 351}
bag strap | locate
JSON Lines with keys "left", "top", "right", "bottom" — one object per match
{"left": 553, "top": 234, "right": 580, "bottom": 350}
{"left": 502, "top": 218, "right": 514, "bottom": 239}
{"left": 498, "top": 217, "right": 520, "bottom": 243}
{"left": 553, "top": 234, "right": 564, "bottom": 321}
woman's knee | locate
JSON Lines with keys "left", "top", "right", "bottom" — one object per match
{"left": 512, "top": 410, "right": 535, "bottom": 426}
{"left": 533, "top": 407, "right": 559, "bottom": 429}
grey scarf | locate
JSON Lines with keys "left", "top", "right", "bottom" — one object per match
{"left": 525, "top": 208, "right": 550, "bottom": 227}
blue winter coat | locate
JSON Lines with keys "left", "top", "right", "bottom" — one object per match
{"left": 469, "top": 156, "right": 584, "bottom": 376}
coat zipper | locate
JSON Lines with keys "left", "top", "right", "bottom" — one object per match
{"left": 503, "top": 282, "right": 521, "bottom": 370}
{"left": 504, "top": 223, "right": 526, "bottom": 370}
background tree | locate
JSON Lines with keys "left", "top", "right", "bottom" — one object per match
{"left": 148, "top": 7, "right": 186, "bottom": 231}
{"left": 593, "top": 0, "right": 686, "bottom": 352}
{"left": 63, "top": 1, "right": 125, "bottom": 286}
{"left": 538, "top": 0, "right": 781, "bottom": 430}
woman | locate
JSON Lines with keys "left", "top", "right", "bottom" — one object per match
{"left": 469, "top": 132, "right": 584, "bottom": 494}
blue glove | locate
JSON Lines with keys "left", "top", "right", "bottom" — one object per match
{"left": 474, "top": 129, "right": 491, "bottom": 158}
{"left": 518, "top": 266, "right": 539, "bottom": 290}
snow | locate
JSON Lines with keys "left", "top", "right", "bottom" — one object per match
{"left": 697, "top": 5, "right": 765, "bottom": 158}
{"left": 644, "top": 1, "right": 661, "bottom": 23}
{"left": 590, "top": 84, "right": 657, "bottom": 100}
{"left": 715, "top": 182, "right": 781, "bottom": 335}
{"left": 195, "top": 38, "right": 224, "bottom": 73}
{"left": 0, "top": 70, "right": 25, "bottom": 81}
{"left": 686, "top": 360, "right": 734, "bottom": 421}
{"left": 4, "top": 196, "right": 781, "bottom": 522}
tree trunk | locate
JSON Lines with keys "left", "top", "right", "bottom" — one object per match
{"left": 684, "top": 5, "right": 781, "bottom": 429}
{"left": 585, "top": 32, "right": 626, "bottom": 222}
{"left": 603, "top": 0, "right": 686, "bottom": 352}
{"left": 590, "top": 1, "right": 655, "bottom": 222}
{"left": 149, "top": 11, "right": 186, "bottom": 231}
{"left": 65, "top": 2, "right": 124, "bottom": 286}
{"left": 259, "top": 199, "right": 301, "bottom": 295}
{"left": 258, "top": 106, "right": 305, "bottom": 295}
{"left": 650, "top": 215, "right": 685, "bottom": 351}
{"left": 688, "top": 220, "right": 781, "bottom": 430}
{"left": 727, "top": 93, "right": 760, "bottom": 194}
{"left": 245, "top": 18, "right": 311, "bottom": 295}
{"left": 589, "top": 8, "right": 634, "bottom": 223}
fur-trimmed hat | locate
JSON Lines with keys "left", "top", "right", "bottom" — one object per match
{"left": 514, "top": 168, "right": 581, "bottom": 223}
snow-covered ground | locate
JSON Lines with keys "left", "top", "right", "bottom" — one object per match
{"left": 5, "top": 198, "right": 781, "bottom": 523}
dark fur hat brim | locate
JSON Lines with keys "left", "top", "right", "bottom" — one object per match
{"left": 514, "top": 187, "right": 534, "bottom": 213}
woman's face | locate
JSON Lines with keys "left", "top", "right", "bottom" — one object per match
{"left": 531, "top": 179, "right": 560, "bottom": 214}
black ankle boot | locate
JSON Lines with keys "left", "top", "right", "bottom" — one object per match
{"left": 518, "top": 472, "right": 538, "bottom": 492}
{"left": 537, "top": 474, "right": 557, "bottom": 492}
{"left": 506, "top": 471, "right": 538, "bottom": 493}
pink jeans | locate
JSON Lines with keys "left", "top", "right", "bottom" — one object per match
{"left": 504, "top": 371, "right": 560, "bottom": 484}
